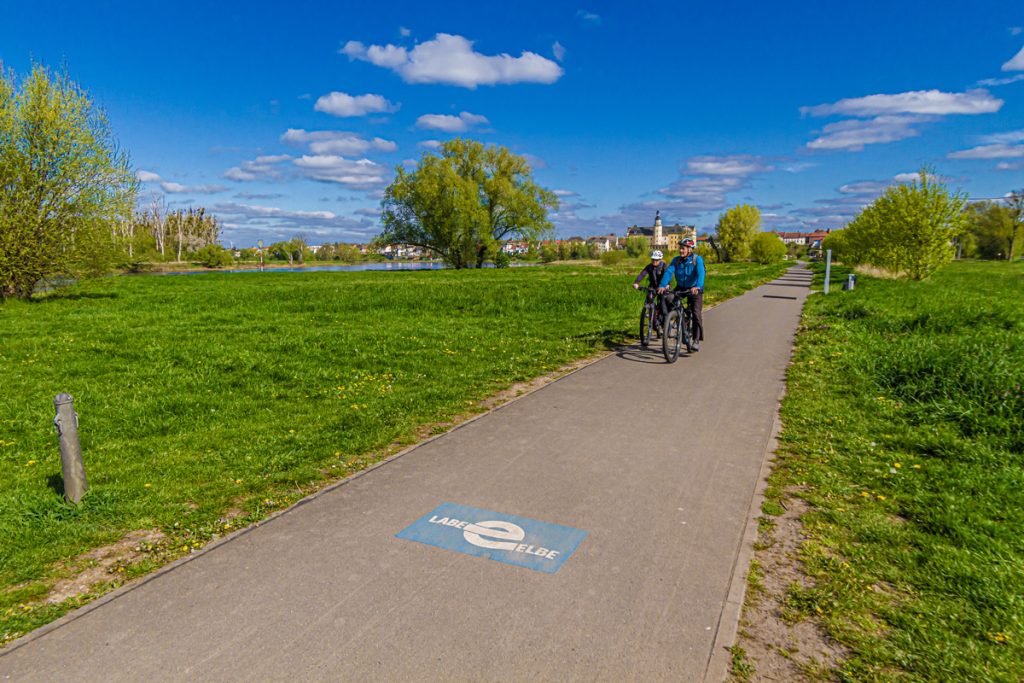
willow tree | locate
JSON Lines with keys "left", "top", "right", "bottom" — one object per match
{"left": 378, "top": 138, "right": 557, "bottom": 268}
{"left": 0, "top": 64, "right": 136, "bottom": 299}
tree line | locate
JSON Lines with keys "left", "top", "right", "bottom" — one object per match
{"left": 123, "top": 203, "right": 223, "bottom": 265}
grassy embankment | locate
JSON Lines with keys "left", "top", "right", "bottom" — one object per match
{"left": 755, "top": 260, "right": 1024, "bottom": 681}
{"left": 0, "top": 260, "right": 787, "bottom": 643}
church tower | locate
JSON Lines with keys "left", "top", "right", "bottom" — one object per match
{"left": 654, "top": 210, "right": 663, "bottom": 249}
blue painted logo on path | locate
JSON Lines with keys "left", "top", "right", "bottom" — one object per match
{"left": 396, "top": 503, "right": 587, "bottom": 574}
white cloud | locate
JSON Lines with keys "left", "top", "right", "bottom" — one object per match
{"left": 979, "top": 130, "right": 1024, "bottom": 144}
{"left": 892, "top": 172, "right": 944, "bottom": 183}
{"left": 160, "top": 181, "right": 227, "bottom": 194}
{"left": 341, "top": 33, "right": 563, "bottom": 88}
{"left": 552, "top": 41, "right": 566, "bottom": 62}
{"left": 947, "top": 143, "right": 1024, "bottom": 159}
{"left": 659, "top": 176, "right": 744, "bottom": 208}
{"left": 313, "top": 92, "right": 399, "bottom": 117}
{"left": 802, "top": 89, "right": 1003, "bottom": 117}
{"left": 684, "top": 154, "right": 773, "bottom": 176}
{"left": 417, "top": 139, "right": 443, "bottom": 149}
{"left": 211, "top": 202, "right": 377, "bottom": 241}
{"left": 1002, "top": 46, "right": 1024, "bottom": 71}
{"left": 415, "top": 111, "right": 489, "bottom": 132}
{"left": 806, "top": 115, "right": 925, "bottom": 151}
{"left": 553, "top": 189, "right": 578, "bottom": 197}
{"left": 234, "top": 192, "right": 284, "bottom": 200}
{"left": 399, "top": 26, "right": 411, "bottom": 37}
{"left": 281, "top": 129, "right": 396, "bottom": 155}
{"left": 838, "top": 181, "right": 886, "bottom": 195}
{"left": 223, "top": 155, "right": 293, "bottom": 181}
{"left": 216, "top": 202, "right": 337, "bottom": 220}
{"left": 292, "top": 155, "right": 389, "bottom": 189}
{"left": 652, "top": 153, "right": 776, "bottom": 212}
{"left": 977, "top": 74, "right": 1024, "bottom": 86}
{"left": 521, "top": 153, "right": 547, "bottom": 170}
{"left": 577, "top": 10, "right": 601, "bottom": 24}
{"left": 782, "top": 161, "right": 817, "bottom": 173}
{"left": 136, "top": 169, "right": 162, "bottom": 182}
{"left": 996, "top": 161, "right": 1024, "bottom": 171}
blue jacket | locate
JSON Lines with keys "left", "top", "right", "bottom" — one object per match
{"left": 659, "top": 253, "right": 705, "bottom": 290}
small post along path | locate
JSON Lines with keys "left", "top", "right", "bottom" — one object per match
{"left": 1, "top": 267, "right": 813, "bottom": 682}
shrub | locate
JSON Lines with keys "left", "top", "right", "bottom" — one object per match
{"left": 841, "top": 170, "right": 966, "bottom": 279}
{"left": 750, "top": 232, "right": 787, "bottom": 264}
{"left": 493, "top": 250, "right": 512, "bottom": 268}
{"left": 625, "top": 236, "right": 649, "bottom": 257}
{"left": 600, "top": 249, "right": 627, "bottom": 266}
{"left": 193, "top": 244, "right": 234, "bottom": 268}
{"left": 695, "top": 243, "right": 718, "bottom": 264}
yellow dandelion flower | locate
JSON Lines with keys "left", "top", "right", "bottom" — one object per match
{"left": 877, "top": 495, "right": 886, "bottom": 501}
{"left": 893, "top": 463, "right": 901, "bottom": 468}
{"left": 913, "top": 464, "right": 921, "bottom": 469}
{"left": 860, "top": 491, "right": 870, "bottom": 497}
{"left": 144, "top": 483, "right": 152, "bottom": 488}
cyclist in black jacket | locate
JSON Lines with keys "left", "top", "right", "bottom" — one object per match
{"left": 633, "top": 250, "right": 667, "bottom": 334}
{"left": 633, "top": 250, "right": 667, "bottom": 291}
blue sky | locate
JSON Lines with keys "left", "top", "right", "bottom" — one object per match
{"left": 3, "top": 0, "right": 1022, "bottom": 246}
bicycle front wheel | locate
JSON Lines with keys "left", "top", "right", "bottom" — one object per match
{"left": 639, "top": 304, "right": 653, "bottom": 347}
{"left": 662, "top": 309, "right": 681, "bottom": 363}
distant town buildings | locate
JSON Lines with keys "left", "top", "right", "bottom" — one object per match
{"left": 774, "top": 229, "right": 830, "bottom": 248}
{"left": 626, "top": 211, "right": 696, "bottom": 252}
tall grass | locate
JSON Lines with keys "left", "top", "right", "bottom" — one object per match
{"left": 0, "top": 261, "right": 786, "bottom": 642}
{"left": 763, "top": 260, "right": 1024, "bottom": 681}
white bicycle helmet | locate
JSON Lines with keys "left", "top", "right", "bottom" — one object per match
{"left": 651, "top": 250, "right": 663, "bottom": 260}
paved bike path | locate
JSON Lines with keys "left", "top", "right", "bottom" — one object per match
{"left": 1, "top": 267, "right": 813, "bottom": 682}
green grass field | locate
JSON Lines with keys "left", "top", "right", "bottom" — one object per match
{"left": 0, "top": 260, "right": 786, "bottom": 643}
{"left": 762, "top": 260, "right": 1024, "bottom": 681}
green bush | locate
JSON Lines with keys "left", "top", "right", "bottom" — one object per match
{"left": 193, "top": 245, "right": 234, "bottom": 268}
{"left": 750, "top": 232, "right": 786, "bottom": 264}
{"left": 493, "top": 250, "right": 512, "bottom": 268}
{"left": 841, "top": 170, "right": 966, "bottom": 279}
{"left": 695, "top": 243, "right": 719, "bottom": 264}
{"left": 624, "top": 236, "right": 650, "bottom": 258}
{"left": 600, "top": 250, "right": 627, "bottom": 266}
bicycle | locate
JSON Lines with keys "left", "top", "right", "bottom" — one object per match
{"left": 637, "top": 287, "right": 662, "bottom": 348}
{"left": 662, "top": 292, "right": 695, "bottom": 363}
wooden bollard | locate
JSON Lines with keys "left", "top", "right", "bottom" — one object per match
{"left": 53, "top": 393, "right": 87, "bottom": 503}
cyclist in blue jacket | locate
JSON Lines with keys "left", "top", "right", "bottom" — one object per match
{"left": 657, "top": 237, "right": 706, "bottom": 351}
